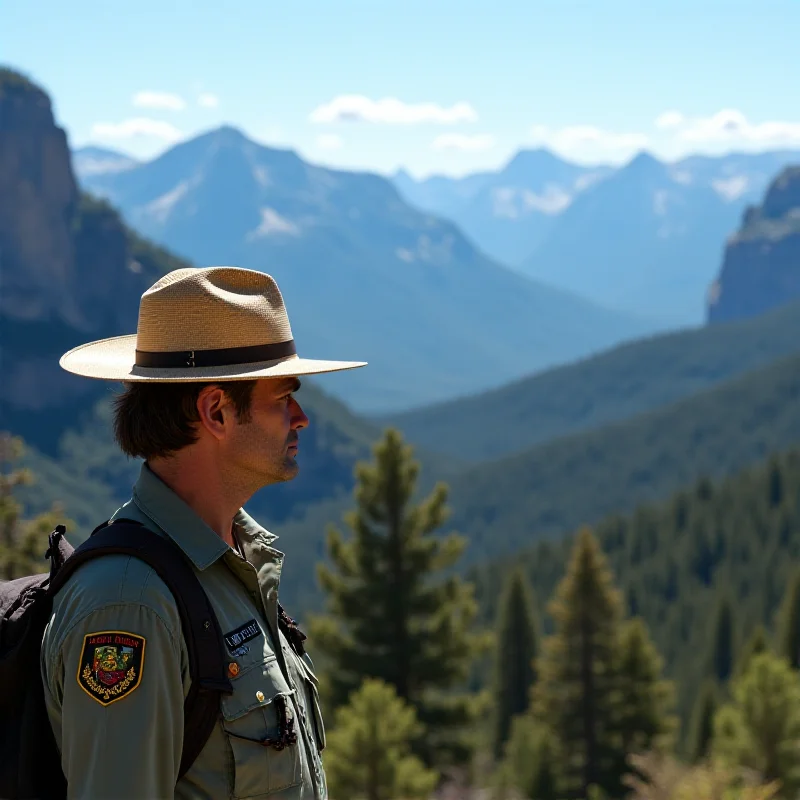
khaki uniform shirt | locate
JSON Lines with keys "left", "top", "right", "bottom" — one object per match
{"left": 41, "top": 463, "right": 327, "bottom": 800}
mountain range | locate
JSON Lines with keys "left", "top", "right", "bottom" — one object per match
{"left": 395, "top": 148, "right": 800, "bottom": 324}
{"left": 72, "top": 132, "right": 653, "bottom": 414}
{"left": 393, "top": 149, "right": 611, "bottom": 266}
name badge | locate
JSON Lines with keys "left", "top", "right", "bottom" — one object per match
{"left": 224, "top": 619, "right": 262, "bottom": 653}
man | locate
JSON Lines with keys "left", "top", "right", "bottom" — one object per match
{"left": 41, "top": 265, "right": 366, "bottom": 799}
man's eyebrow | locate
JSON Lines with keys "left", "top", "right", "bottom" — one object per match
{"left": 289, "top": 378, "right": 302, "bottom": 393}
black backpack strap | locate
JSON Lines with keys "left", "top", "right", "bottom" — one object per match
{"left": 49, "top": 521, "right": 233, "bottom": 780}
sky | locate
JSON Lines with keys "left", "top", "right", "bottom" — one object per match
{"left": 4, "top": 0, "right": 799, "bottom": 178}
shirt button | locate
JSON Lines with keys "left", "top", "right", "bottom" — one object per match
{"left": 256, "top": 691, "right": 265, "bottom": 702}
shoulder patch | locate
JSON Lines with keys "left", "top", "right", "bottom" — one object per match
{"left": 77, "top": 631, "right": 146, "bottom": 705}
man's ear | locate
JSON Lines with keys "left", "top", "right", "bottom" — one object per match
{"left": 195, "top": 386, "right": 232, "bottom": 441}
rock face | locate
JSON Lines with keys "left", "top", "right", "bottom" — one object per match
{"left": 0, "top": 68, "right": 179, "bottom": 452}
{"left": 0, "top": 70, "right": 82, "bottom": 325}
{"left": 708, "top": 166, "right": 800, "bottom": 323}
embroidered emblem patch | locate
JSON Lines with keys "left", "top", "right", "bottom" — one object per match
{"left": 224, "top": 619, "right": 262, "bottom": 653}
{"left": 77, "top": 631, "right": 146, "bottom": 706}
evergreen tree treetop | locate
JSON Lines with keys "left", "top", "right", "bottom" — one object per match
{"left": 714, "top": 651, "right": 800, "bottom": 796}
{"left": 491, "top": 567, "right": 539, "bottom": 760}
{"left": 311, "top": 428, "right": 489, "bottom": 766}
{"left": 323, "top": 678, "right": 438, "bottom": 800}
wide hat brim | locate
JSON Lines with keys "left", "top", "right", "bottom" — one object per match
{"left": 60, "top": 334, "right": 367, "bottom": 382}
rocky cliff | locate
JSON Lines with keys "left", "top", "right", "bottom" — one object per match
{"left": 708, "top": 166, "right": 800, "bottom": 323}
{"left": 0, "top": 67, "right": 185, "bottom": 451}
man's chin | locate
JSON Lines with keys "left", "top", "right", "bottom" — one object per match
{"left": 280, "top": 457, "right": 300, "bottom": 480}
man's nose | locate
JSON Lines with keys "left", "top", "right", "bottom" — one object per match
{"left": 290, "top": 398, "right": 309, "bottom": 430}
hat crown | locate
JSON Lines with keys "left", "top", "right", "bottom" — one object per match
{"left": 135, "top": 266, "right": 293, "bottom": 353}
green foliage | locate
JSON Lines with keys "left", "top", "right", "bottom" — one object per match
{"left": 735, "top": 626, "right": 770, "bottom": 679}
{"left": 0, "top": 433, "right": 73, "bottom": 579}
{"left": 528, "top": 529, "right": 675, "bottom": 798}
{"left": 775, "top": 569, "right": 800, "bottom": 670}
{"left": 707, "top": 594, "right": 737, "bottom": 685}
{"left": 491, "top": 568, "right": 539, "bottom": 760}
{"left": 323, "top": 678, "right": 438, "bottom": 800}
{"left": 687, "top": 681, "right": 720, "bottom": 764}
{"left": 389, "top": 297, "right": 800, "bottom": 463}
{"left": 472, "top": 448, "right": 800, "bottom": 741}
{"left": 497, "top": 715, "right": 560, "bottom": 800}
{"left": 311, "top": 428, "right": 489, "bottom": 766}
{"left": 616, "top": 617, "right": 678, "bottom": 759}
{"left": 713, "top": 652, "right": 800, "bottom": 797}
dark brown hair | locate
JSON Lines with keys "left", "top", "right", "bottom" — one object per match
{"left": 112, "top": 380, "right": 257, "bottom": 460}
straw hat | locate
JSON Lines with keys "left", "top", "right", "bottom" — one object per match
{"left": 59, "top": 266, "right": 367, "bottom": 381}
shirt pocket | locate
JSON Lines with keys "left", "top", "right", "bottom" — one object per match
{"left": 221, "top": 656, "right": 302, "bottom": 799}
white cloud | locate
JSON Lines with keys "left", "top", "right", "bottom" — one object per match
{"left": 197, "top": 92, "right": 219, "bottom": 108}
{"left": 316, "top": 133, "right": 344, "bottom": 150}
{"left": 655, "top": 110, "right": 685, "bottom": 129}
{"left": 91, "top": 117, "right": 183, "bottom": 142}
{"left": 310, "top": 94, "right": 478, "bottom": 125}
{"left": 530, "top": 124, "right": 649, "bottom": 154}
{"left": 132, "top": 91, "right": 186, "bottom": 111}
{"left": 676, "top": 109, "right": 800, "bottom": 145}
{"left": 431, "top": 133, "right": 495, "bottom": 152}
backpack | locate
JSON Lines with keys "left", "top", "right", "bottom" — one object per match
{"left": 0, "top": 519, "right": 235, "bottom": 800}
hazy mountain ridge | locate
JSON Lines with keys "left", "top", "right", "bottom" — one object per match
{"left": 708, "top": 165, "right": 800, "bottom": 322}
{"left": 72, "top": 145, "right": 139, "bottom": 177}
{"left": 394, "top": 149, "right": 611, "bottom": 265}
{"left": 383, "top": 296, "right": 800, "bottom": 462}
{"left": 396, "top": 148, "right": 800, "bottom": 324}
{"left": 74, "top": 125, "right": 655, "bottom": 414}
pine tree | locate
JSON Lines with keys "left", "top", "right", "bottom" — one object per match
{"left": 311, "top": 428, "right": 489, "bottom": 764}
{"left": 323, "top": 678, "right": 438, "bottom": 800}
{"left": 713, "top": 651, "right": 800, "bottom": 796}
{"left": 499, "top": 715, "right": 560, "bottom": 800}
{"left": 686, "top": 679, "right": 718, "bottom": 763}
{"left": 615, "top": 617, "right": 676, "bottom": 759}
{"left": 530, "top": 528, "right": 673, "bottom": 798}
{"left": 776, "top": 569, "right": 800, "bottom": 670}
{"left": 491, "top": 567, "right": 539, "bottom": 761}
{"left": 735, "top": 624, "right": 770, "bottom": 678}
{"left": 706, "top": 592, "right": 736, "bottom": 684}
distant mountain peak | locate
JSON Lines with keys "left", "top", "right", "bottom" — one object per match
{"left": 624, "top": 150, "right": 665, "bottom": 172}
{"left": 505, "top": 147, "right": 564, "bottom": 169}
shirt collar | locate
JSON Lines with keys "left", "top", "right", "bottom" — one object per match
{"left": 131, "top": 462, "right": 277, "bottom": 571}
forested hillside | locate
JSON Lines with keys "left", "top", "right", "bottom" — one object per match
{"left": 444, "top": 350, "right": 800, "bottom": 565}
{"left": 471, "top": 447, "right": 800, "bottom": 727}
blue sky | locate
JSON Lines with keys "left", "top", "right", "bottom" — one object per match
{"left": 4, "top": 0, "right": 799, "bottom": 177}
